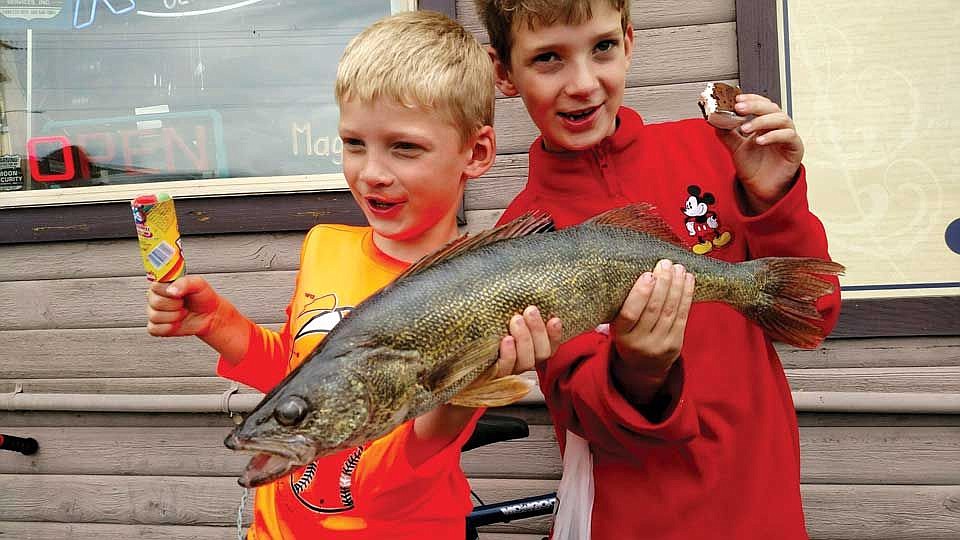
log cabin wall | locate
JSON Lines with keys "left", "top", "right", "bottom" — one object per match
{"left": 1, "top": 0, "right": 958, "bottom": 538}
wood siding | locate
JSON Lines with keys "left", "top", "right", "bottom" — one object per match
{"left": 1, "top": 0, "right": 958, "bottom": 538}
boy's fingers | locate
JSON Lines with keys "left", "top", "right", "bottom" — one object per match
{"left": 734, "top": 94, "right": 779, "bottom": 116}
{"left": 497, "top": 336, "right": 518, "bottom": 378}
{"left": 149, "top": 281, "right": 181, "bottom": 299}
{"left": 147, "top": 291, "right": 183, "bottom": 312}
{"left": 653, "top": 264, "right": 687, "bottom": 333}
{"left": 668, "top": 273, "right": 696, "bottom": 341}
{"left": 163, "top": 275, "right": 211, "bottom": 299}
{"left": 635, "top": 260, "right": 674, "bottom": 332}
{"left": 753, "top": 128, "right": 800, "bottom": 147}
{"left": 508, "top": 314, "right": 535, "bottom": 372}
{"left": 739, "top": 112, "right": 792, "bottom": 136}
{"left": 147, "top": 307, "right": 186, "bottom": 325}
{"left": 146, "top": 321, "right": 180, "bottom": 337}
{"left": 522, "top": 306, "right": 552, "bottom": 362}
{"left": 546, "top": 317, "right": 563, "bottom": 356}
{"left": 611, "top": 271, "right": 655, "bottom": 336}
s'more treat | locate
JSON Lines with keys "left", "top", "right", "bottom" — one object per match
{"left": 698, "top": 82, "right": 746, "bottom": 130}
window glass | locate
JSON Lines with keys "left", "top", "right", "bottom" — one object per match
{"left": 0, "top": 0, "right": 397, "bottom": 197}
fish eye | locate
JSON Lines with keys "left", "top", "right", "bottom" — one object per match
{"left": 274, "top": 396, "right": 308, "bottom": 426}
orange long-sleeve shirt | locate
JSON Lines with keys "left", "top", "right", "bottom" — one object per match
{"left": 218, "top": 224, "right": 480, "bottom": 539}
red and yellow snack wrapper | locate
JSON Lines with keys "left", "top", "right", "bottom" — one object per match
{"left": 131, "top": 193, "right": 186, "bottom": 282}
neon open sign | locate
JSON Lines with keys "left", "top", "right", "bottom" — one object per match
{"left": 30, "top": 110, "right": 227, "bottom": 182}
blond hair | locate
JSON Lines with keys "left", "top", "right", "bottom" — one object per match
{"left": 475, "top": 0, "right": 630, "bottom": 67}
{"left": 336, "top": 10, "right": 494, "bottom": 145}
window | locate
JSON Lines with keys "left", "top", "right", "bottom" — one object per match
{"left": 779, "top": 0, "right": 959, "bottom": 298}
{"left": 0, "top": 0, "right": 415, "bottom": 207}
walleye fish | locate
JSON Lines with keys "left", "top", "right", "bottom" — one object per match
{"left": 225, "top": 203, "right": 843, "bottom": 487}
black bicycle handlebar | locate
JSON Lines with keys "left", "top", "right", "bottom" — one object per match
{"left": 467, "top": 492, "right": 557, "bottom": 527}
{"left": 0, "top": 434, "right": 39, "bottom": 455}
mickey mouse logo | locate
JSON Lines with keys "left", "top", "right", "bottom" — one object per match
{"left": 682, "top": 185, "right": 732, "bottom": 255}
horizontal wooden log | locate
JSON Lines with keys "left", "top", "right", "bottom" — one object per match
{"left": 802, "top": 484, "right": 960, "bottom": 540}
{"left": 2, "top": 408, "right": 958, "bottom": 432}
{"left": 4, "top": 365, "right": 960, "bottom": 398}
{"left": 777, "top": 337, "right": 960, "bottom": 369}
{"left": 0, "top": 234, "right": 304, "bottom": 282}
{"left": 0, "top": 523, "right": 242, "bottom": 540}
{"left": 457, "top": 0, "right": 737, "bottom": 42}
{"left": 466, "top": 154, "right": 527, "bottom": 211}
{"left": 0, "top": 425, "right": 561, "bottom": 480}
{"left": 2, "top": 424, "right": 958, "bottom": 486}
{"left": 0, "top": 406, "right": 554, "bottom": 429}
{"left": 495, "top": 80, "right": 737, "bottom": 154}
{"left": 1, "top": 475, "right": 958, "bottom": 538}
{"left": 0, "top": 272, "right": 293, "bottom": 331}
{"left": 0, "top": 378, "right": 258, "bottom": 396}
{"left": 785, "top": 367, "right": 960, "bottom": 393}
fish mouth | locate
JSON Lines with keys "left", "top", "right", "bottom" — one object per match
{"left": 225, "top": 433, "right": 317, "bottom": 488}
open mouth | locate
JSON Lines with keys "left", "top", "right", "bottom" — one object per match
{"left": 225, "top": 434, "right": 316, "bottom": 488}
{"left": 558, "top": 106, "right": 599, "bottom": 122}
{"left": 366, "top": 197, "right": 404, "bottom": 213}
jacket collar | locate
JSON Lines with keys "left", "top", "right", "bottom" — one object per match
{"left": 527, "top": 107, "right": 645, "bottom": 196}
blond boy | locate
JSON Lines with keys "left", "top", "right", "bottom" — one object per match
{"left": 147, "top": 11, "right": 559, "bottom": 539}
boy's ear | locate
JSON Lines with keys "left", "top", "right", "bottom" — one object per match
{"left": 623, "top": 22, "right": 635, "bottom": 67}
{"left": 463, "top": 125, "right": 496, "bottom": 179}
{"left": 487, "top": 45, "right": 518, "bottom": 97}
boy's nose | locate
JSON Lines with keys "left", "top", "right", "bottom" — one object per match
{"left": 564, "top": 61, "right": 601, "bottom": 98}
{"left": 358, "top": 158, "right": 395, "bottom": 187}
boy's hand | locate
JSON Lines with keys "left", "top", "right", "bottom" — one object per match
{"left": 718, "top": 94, "right": 804, "bottom": 214}
{"left": 610, "top": 260, "right": 695, "bottom": 404}
{"left": 496, "top": 306, "right": 563, "bottom": 377}
{"left": 146, "top": 275, "right": 222, "bottom": 337}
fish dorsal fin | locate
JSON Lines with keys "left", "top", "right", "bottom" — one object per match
{"left": 394, "top": 211, "right": 554, "bottom": 282}
{"left": 587, "top": 203, "right": 687, "bottom": 247}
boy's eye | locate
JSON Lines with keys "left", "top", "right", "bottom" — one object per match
{"left": 341, "top": 138, "right": 364, "bottom": 149}
{"left": 532, "top": 51, "right": 560, "bottom": 64}
{"left": 595, "top": 39, "right": 618, "bottom": 54}
{"left": 393, "top": 142, "right": 424, "bottom": 155}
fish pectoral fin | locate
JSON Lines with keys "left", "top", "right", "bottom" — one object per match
{"left": 588, "top": 202, "right": 689, "bottom": 247}
{"left": 427, "top": 336, "right": 502, "bottom": 393}
{"left": 449, "top": 372, "right": 532, "bottom": 408}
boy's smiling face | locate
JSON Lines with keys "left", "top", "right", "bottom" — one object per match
{"left": 339, "top": 97, "right": 492, "bottom": 261}
{"left": 495, "top": 2, "right": 633, "bottom": 152}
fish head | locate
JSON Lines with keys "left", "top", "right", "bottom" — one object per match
{"left": 224, "top": 361, "right": 371, "bottom": 488}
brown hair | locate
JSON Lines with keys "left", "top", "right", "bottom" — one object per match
{"left": 475, "top": 0, "right": 631, "bottom": 67}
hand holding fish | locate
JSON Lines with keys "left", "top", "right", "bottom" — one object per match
{"left": 611, "top": 259, "right": 696, "bottom": 405}
{"left": 496, "top": 305, "right": 563, "bottom": 377}
{"left": 716, "top": 94, "right": 804, "bottom": 214}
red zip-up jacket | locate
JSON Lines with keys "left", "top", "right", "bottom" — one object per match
{"left": 498, "top": 107, "right": 841, "bottom": 540}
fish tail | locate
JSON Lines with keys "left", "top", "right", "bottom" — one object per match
{"left": 740, "top": 257, "right": 844, "bottom": 349}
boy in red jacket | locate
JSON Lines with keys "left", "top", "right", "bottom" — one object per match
{"left": 145, "top": 11, "right": 560, "bottom": 539}
{"left": 475, "top": 1, "right": 841, "bottom": 538}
